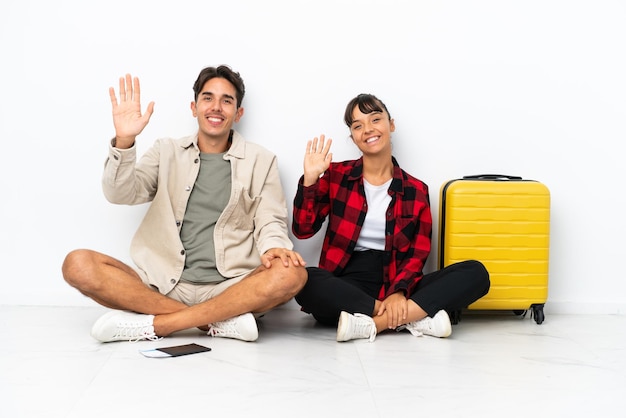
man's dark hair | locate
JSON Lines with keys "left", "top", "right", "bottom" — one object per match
{"left": 193, "top": 65, "right": 245, "bottom": 108}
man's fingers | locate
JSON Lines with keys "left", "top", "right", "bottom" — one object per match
{"left": 109, "top": 87, "right": 118, "bottom": 106}
{"left": 133, "top": 76, "right": 141, "bottom": 103}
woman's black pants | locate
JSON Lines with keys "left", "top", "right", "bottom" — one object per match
{"left": 295, "top": 250, "right": 490, "bottom": 326}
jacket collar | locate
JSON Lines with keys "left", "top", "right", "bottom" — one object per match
{"left": 348, "top": 156, "right": 405, "bottom": 195}
{"left": 225, "top": 130, "right": 245, "bottom": 159}
{"left": 178, "top": 130, "right": 245, "bottom": 158}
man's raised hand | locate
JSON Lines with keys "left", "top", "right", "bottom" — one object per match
{"left": 109, "top": 74, "right": 155, "bottom": 149}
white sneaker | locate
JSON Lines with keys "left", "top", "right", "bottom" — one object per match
{"left": 207, "top": 313, "right": 258, "bottom": 342}
{"left": 336, "top": 311, "right": 376, "bottom": 342}
{"left": 405, "top": 310, "right": 452, "bottom": 338}
{"left": 91, "top": 310, "right": 159, "bottom": 343}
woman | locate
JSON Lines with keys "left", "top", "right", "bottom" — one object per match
{"left": 292, "top": 94, "right": 490, "bottom": 342}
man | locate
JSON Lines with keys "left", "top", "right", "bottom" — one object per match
{"left": 62, "top": 65, "right": 307, "bottom": 343}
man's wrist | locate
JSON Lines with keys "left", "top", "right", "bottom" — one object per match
{"left": 111, "top": 137, "right": 135, "bottom": 149}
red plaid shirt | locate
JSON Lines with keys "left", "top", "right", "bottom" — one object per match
{"left": 292, "top": 157, "right": 432, "bottom": 299}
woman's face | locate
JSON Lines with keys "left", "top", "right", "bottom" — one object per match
{"left": 349, "top": 106, "right": 395, "bottom": 156}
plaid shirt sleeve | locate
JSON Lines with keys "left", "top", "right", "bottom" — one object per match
{"left": 381, "top": 168, "right": 432, "bottom": 299}
{"left": 292, "top": 174, "right": 331, "bottom": 239}
{"left": 292, "top": 160, "right": 365, "bottom": 274}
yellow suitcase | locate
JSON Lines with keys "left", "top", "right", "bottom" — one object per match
{"left": 438, "top": 175, "right": 550, "bottom": 324}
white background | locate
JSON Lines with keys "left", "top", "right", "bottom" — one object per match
{"left": 1, "top": 0, "right": 624, "bottom": 313}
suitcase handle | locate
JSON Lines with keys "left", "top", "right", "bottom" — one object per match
{"left": 463, "top": 174, "right": 523, "bottom": 181}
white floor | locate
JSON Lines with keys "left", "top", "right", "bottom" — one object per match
{"left": 1, "top": 304, "right": 625, "bottom": 418}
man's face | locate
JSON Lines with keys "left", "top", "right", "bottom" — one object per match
{"left": 191, "top": 77, "right": 244, "bottom": 141}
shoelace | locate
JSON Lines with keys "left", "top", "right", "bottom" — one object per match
{"left": 404, "top": 322, "right": 424, "bottom": 337}
{"left": 207, "top": 319, "right": 240, "bottom": 338}
{"left": 353, "top": 313, "right": 376, "bottom": 342}
{"left": 130, "top": 334, "right": 162, "bottom": 343}
{"left": 112, "top": 321, "right": 160, "bottom": 343}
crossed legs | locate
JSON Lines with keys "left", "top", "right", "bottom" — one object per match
{"left": 62, "top": 249, "right": 307, "bottom": 337}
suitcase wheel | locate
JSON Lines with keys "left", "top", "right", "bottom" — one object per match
{"left": 511, "top": 306, "right": 545, "bottom": 324}
{"left": 531, "top": 304, "right": 545, "bottom": 325}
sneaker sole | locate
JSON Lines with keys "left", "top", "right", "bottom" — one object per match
{"left": 336, "top": 311, "right": 350, "bottom": 342}
{"left": 432, "top": 311, "right": 452, "bottom": 338}
{"left": 90, "top": 311, "right": 122, "bottom": 342}
{"left": 238, "top": 313, "right": 259, "bottom": 342}
{"left": 209, "top": 313, "right": 259, "bottom": 342}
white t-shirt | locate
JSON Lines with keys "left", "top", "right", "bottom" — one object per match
{"left": 354, "top": 178, "right": 392, "bottom": 251}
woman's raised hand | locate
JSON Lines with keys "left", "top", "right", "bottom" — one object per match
{"left": 303, "top": 134, "right": 333, "bottom": 186}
